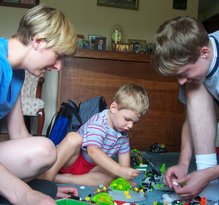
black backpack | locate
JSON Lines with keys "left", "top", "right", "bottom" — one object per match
{"left": 46, "top": 96, "right": 107, "bottom": 145}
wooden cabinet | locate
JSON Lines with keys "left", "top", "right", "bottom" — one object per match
{"left": 58, "top": 49, "right": 185, "bottom": 152}
{"left": 202, "top": 13, "right": 219, "bottom": 33}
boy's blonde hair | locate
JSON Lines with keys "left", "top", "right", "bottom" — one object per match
{"left": 152, "top": 16, "right": 209, "bottom": 76}
{"left": 113, "top": 84, "right": 149, "bottom": 116}
{"left": 17, "top": 4, "right": 77, "bottom": 56}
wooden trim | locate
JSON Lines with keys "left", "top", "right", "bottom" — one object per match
{"left": 74, "top": 48, "right": 151, "bottom": 63}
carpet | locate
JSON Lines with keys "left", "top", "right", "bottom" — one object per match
{"left": 57, "top": 152, "right": 197, "bottom": 204}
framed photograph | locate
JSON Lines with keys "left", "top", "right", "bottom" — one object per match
{"left": 78, "top": 39, "right": 89, "bottom": 49}
{"left": 173, "top": 0, "right": 187, "bottom": 10}
{"left": 128, "top": 39, "right": 147, "bottom": 53}
{"left": 115, "top": 43, "right": 130, "bottom": 52}
{"left": 88, "top": 34, "right": 103, "bottom": 49}
{"left": 97, "top": 0, "right": 139, "bottom": 10}
{"left": 94, "top": 37, "right": 107, "bottom": 50}
{"left": 0, "top": 0, "right": 39, "bottom": 8}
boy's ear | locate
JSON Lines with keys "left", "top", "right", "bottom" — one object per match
{"left": 110, "top": 101, "right": 118, "bottom": 113}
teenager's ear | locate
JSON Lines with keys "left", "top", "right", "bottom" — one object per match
{"left": 200, "top": 46, "right": 210, "bottom": 59}
{"left": 110, "top": 101, "right": 118, "bottom": 113}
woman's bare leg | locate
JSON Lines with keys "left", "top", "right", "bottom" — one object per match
{"left": 0, "top": 137, "right": 56, "bottom": 181}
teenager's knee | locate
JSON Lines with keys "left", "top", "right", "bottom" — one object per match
{"left": 65, "top": 132, "right": 83, "bottom": 147}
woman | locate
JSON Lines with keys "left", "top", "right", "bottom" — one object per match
{"left": 0, "top": 4, "right": 77, "bottom": 205}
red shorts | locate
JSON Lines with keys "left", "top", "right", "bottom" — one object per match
{"left": 59, "top": 154, "right": 96, "bottom": 175}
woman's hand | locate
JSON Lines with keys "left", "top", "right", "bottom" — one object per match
{"left": 56, "top": 186, "right": 78, "bottom": 198}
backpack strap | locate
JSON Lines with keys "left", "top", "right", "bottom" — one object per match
{"left": 46, "top": 112, "right": 58, "bottom": 138}
{"left": 68, "top": 100, "right": 82, "bottom": 125}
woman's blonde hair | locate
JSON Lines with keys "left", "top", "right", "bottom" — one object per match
{"left": 152, "top": 16, "right": 209, "bottom": 76}
{"left": 17, "top": 4, "right": 77, "bottom": 56}
{"left": 113, "top": 84, "right": 149, "bottom": 116}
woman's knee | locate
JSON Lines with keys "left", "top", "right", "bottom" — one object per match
{"left": 34, "top": 137, "right": 57, "bottom": 168}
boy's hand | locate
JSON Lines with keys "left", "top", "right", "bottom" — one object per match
{"left": 119, "top": 166, "right": 140, "bottom": 180}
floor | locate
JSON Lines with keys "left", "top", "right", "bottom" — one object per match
{"left": 57, "top": 152, "right": 197, "bottom": 205}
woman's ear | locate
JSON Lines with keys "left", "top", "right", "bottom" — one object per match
{"left": 32, "top": 37, "right": 46, "bottom": 50}
{"left": 110, "top": 101, "right": 118, "bottom": 113}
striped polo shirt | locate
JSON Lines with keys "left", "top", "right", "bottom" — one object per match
{"left": 78, "top": 109, "right": 130, "bottom": 164}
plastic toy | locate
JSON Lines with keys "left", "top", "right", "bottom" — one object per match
{"left": 148, "top": 143, "right": 167, "bottom": 153}
{"left": 130, "top": 149, "right": 144, "bottom": 167}
{"left": 56, "top": 198, "right": 92, "bottom": 205}
{"left": 91, "top": 193, "right": 114, "bottom": 205}
{"left": 84, "top": 178, "right": 146, "bottom": 204}
{"left": 109, "top": 177, "right": 132, "bottom": 191}
{"left": 158, "top": 195, "right": 207, "bottom": 205}
{"left": 140, "top": 162, "right": 169, "bottom": 192}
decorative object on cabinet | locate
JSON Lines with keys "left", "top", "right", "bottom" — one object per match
{"left": 172, "top": 0, "right": 187, "bottom": 10}
{"left": 77, "top": 34, "right": 85, "bottom": 40}
{"left": 97, "top": 0, "right": 139, "bottom": 10}
{"left": 77, "top": 34, "right": 89, "bottom": 49}
{"left": 115, "top": 43, "right": 130, "bottom": 52}
{"left": 88, "top": 34, "right": 103, "bottom": 49}
{"left": 78, "top": 39, "right": 90, "bottom": 49}
{"left": 111, "top": 24, "right": 123, "bottom": 44}
{"left": 128, "top": 39, "right": 147, "bottom": 54}
{"left": 0, "top": 0, "right": 39, "bottom": 8}
{"left": 94, "top": 37, "right": 107, "bottom": 50}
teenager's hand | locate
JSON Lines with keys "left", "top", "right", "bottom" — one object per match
{"left": 56, "top": 186, "right": 78, "bottom": 198}
{"left": 173, "top": 168, "right": 214, "bottom": 199}
{"left": 165, "top": 164, "right": 188, "bottom": 188}
{"left": 119, "top": 167, "right": 140, "bottom": 180}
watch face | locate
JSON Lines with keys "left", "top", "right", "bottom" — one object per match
{"left": 112, "top": 30, "right": 122, "bottom": 43}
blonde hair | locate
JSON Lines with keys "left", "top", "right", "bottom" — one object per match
{"left": 17, "top": 4, "right": 77, "bottom": 56}
{"left": 113, "top": 84, "right": 149, "bottom": 116}
{"left": 152, "top": 16, "right": 209, "bottom": 76}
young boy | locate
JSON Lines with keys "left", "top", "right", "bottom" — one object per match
{"left": 0, "top": 4, "right": 77, "bottom": 205}
{"left": 41, "top": 84, "right": 149, "bottom": 186}
{"left": 152, "top": 16, "right": 219, "bottom": 201}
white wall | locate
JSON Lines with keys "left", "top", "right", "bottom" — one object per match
{"left": 0, "top": 0, "right": 199, "bottom": 135}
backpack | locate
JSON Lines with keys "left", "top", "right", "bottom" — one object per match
{"left": 46, "top": 96, "right": 107, "bottom": 145}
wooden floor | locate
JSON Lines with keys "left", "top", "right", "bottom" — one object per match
{"left": 0, "top": 133, "right": 9, "bottom": 142}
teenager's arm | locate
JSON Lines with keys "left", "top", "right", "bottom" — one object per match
{"left": 178, "top": 118, "right": 193, "bottom": 169}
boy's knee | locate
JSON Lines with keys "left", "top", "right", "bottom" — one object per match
{"left": 65, "top": 132, "right": 83, "bottom": 147}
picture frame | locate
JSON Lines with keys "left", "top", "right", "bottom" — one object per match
{"left": 115, "top": 43, "right": 130, "bottom": 52}
{"left": 78, "top": 39, "right": 90, "bottom": 49}
{"left": 94, "top": 37, "right": 107, "bottom": 50}
{"left": 173, "top": 0, "right": 187, "bottom": 10}
{"left": 0, "top": 0, "right": 39, "bottom": 8}
{"left": 88, "top": 34, "right": 104, "bottom": 49}
{"left": 128, "top": 39, "right": 147, "bottom": 53}
{"left": 97, "top": 0, "right": 139, "bottom": 10}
